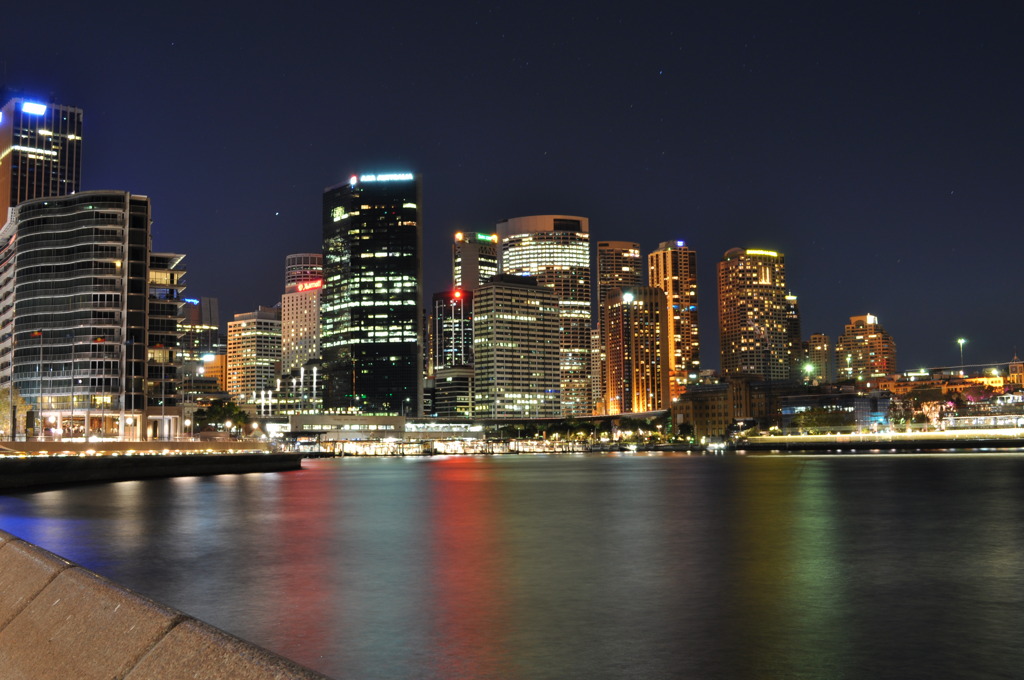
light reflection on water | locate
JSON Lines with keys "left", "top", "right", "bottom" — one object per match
{"left": 2, "top": 454, "right": 1024, "bottom": 679}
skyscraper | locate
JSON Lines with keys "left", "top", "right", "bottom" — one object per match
{"left": 281, "top": 254, "right": 323, "bottom": 374}
{"left": 0, "top": 95, "right": 83, "bottom": 220}
{"left": 472, "top": 275, "right": 559, "bottom": 419}
{"left": 431, "top": 289, "right": 473, "bottom": 372}
{"left": 597, "top": 241, "right": 644, "bottom": 305}
{"left": 497, "top": 215, "right": 592, "bottom": 417}
{"left": 595, "top": 241, "right": 643, "bottom": 415}
{"left": 648, "top": 240, "right": 699, "bottom": 399}
{"left": 453, "top": 231, "right": 498, "bottom": 290}
{"left": 322, "top": 172, "right": 422, "bottom": 415}
{"left": 718, "top": 248, "right": 790, "bottom": 381}
{"left": 835, "top": 314, "right": 897, "bottom": 381}
{"left": 605, "top": 286, "right": 670, "bottom": 415}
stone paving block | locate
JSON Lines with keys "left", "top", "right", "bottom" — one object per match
{"left": 0, "top": 566, "right": 183, "bottom": 680}
{"left": 126, "top": 618, "right": 331, "bottom": 679}
{"left": 0, "top": 539, "right": 73, "bottom": 630}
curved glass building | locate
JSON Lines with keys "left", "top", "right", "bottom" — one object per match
{"left": 8, "top": 191, "right": 151, "bottom": 438}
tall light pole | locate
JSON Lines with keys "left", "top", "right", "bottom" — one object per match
{"left": 957, "top": 338, "right": 967, "bottom": 374}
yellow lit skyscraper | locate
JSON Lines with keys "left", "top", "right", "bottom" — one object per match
{"left": 497, "top": 215, "right": 592, "bottom": 417}
{"left": 648, "top": 240, "right": 699, "bottom": 400}
{"left": 717, "top": 247, "right": 790, "bottom": 381}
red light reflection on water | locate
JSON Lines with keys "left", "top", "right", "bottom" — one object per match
{"left": 428, "top": 457, "right": 511, "bottom": 678}
{"left": 267, "top": 462, "right": 336, "bottom": 663}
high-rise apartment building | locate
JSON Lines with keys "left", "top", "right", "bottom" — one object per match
{"left": 453, "top": 232, "right": 498, "bottom": 290}
{"left": 0, "top": 95, "right": 83, "bottom": 220}
{"left": 835, "top": 314, "right": 897, "bottom": 381}
{"left": 226, "top": 306, "right": 281, "bottom": 403}
{"left": 0, "top": 192, "right": 171, "bottom": 439}
{"left": 473, "top": 275, "right": 559, "bottom": 419}
{"left": 497, "top": 215, "right": 592, "bottom": 417}
{"left": 605, "top": 286, "right": 670, "bottom": 415}
{"left": 648, "top": 240, "right": 699, "bottom": 399}
{"left": 718, "top": 248, "right": 790, "bottom": 381}
{"left": 322, "top": 172, "right": 422, "bottom": 415}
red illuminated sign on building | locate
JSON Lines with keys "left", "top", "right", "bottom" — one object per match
{"left": 297, "top": 279, "right": 324, "bottom": 292}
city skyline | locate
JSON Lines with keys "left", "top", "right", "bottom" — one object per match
{"left": 2, "top": 3, "right": 1021, "bottom": 371}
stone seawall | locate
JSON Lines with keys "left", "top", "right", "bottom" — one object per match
{"left": 0, "top": 452, "right": 304, "bottom": 493}
{"left": 0, "top": 530, "right": 330, "bottom": 679}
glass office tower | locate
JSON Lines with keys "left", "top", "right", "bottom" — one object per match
{"left": 322, "top": 173, "right": 422, "bottom": 415}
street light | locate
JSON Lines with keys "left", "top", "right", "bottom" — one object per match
{"left": 183, "top": 418, "right": 192, "bottom": 440}
{"left": 957, "top": 338, "right": 966, "bottom": 373}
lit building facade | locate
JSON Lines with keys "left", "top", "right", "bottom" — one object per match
{"left": 605, "top": 286, "right": 670, "bottom": 415}
{"left": 784, "top": 293, "right": 803, "bottom": 380}
{"left": 322, "top": 173, "right": 422, "bottom": 415}
{"left": 835, "top": 314, "right": 897, "bottom": 380}
{"left": 0, "top": 96, "right": 83, "bottom": 220}
{"left": 431, "top": 289, "right": 472, "bottom": 372}
{"left": 1, "top": 192, "right": 164, "bottom": 439}
{"left": 718, "top": 248, "right": 790, "bottom": 381}
{"left": 596, "top": 241, "right": 643, "bottom": 414}
{"left": 281, "top": 278, "right": 322, "bottom": 374}
{"left": 804, "top": 333, "right": 835, "bottom": 383}
{"left": 179, "top": 297, "right": 221, "bottom": 363}
{"left": 472, "top": 274, "right": 559, "bottom": 419}
{"left": 147, "top": 252, "right": 186, "bottom": 439}
{"left": 285, "top": 252, "right": 323, "bottom": 287}
{"left": 497, "top": 215, "right": 591, "bottom": 417}
{"left": 434, "top": 365, "right": 474, "bottom": 419}
{"left": 177, "top": 297, "right": 224, "bottom": 407}
{"left": 597, "top": 241, "right": 644, "bottom": 304}
{"left": 226, "top": 306, "right": 281, "bottom": 404}
{"left": 453, "top": 231, "right": 498, "bottom": 290}
{"left": 648, "top": 240, "right": 699, "bottom": 399}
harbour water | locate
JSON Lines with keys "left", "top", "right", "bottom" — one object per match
{"left": 1, "top": 452, "right": 1023, "bottom": 679}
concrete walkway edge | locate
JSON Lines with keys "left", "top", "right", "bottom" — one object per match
{"left": 0, "top": 529, "right": 332, "bottom": 679}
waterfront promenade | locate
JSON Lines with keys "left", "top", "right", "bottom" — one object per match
{"left": 0, "top": 441, "right": 303, "bottom": 493}
{"left": 739, "top": 427, "right": 1024, "bottom": 452}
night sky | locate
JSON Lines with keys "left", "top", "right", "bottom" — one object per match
{"left": 4, "top": 2, "right": 1022, "bottom": 372}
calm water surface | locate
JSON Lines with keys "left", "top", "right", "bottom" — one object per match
{"left": 2, "top": 453, "right": 1024, "bottom": 679}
